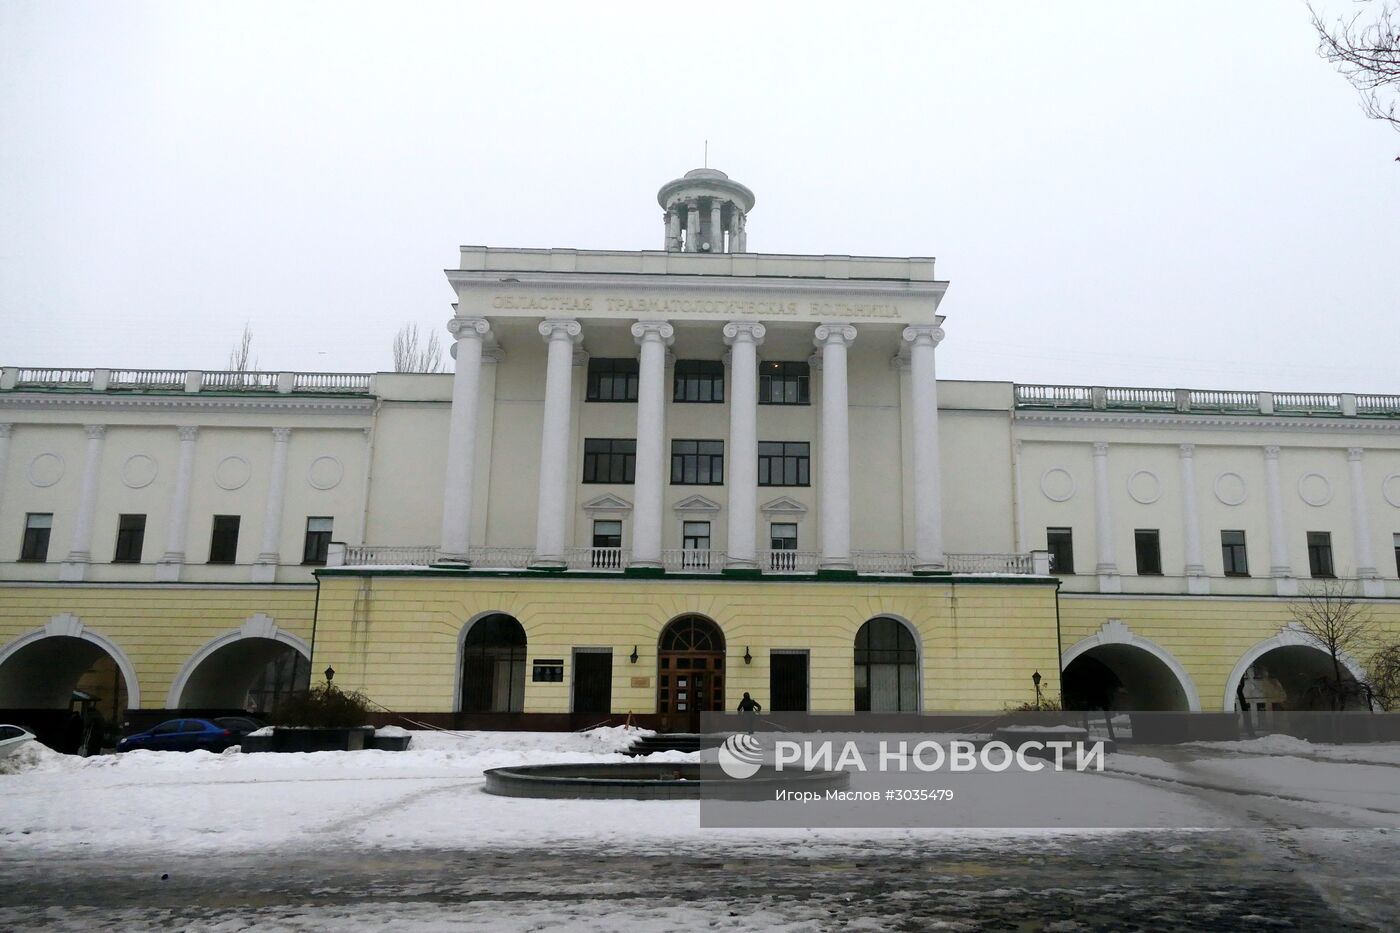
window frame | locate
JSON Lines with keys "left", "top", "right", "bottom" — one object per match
{"left": 682, "top": 521, "right": 711, "bottom": 551}
{"left": 592, "top": 520, "right": 622, "bottom": 549}
{"left": 757, "top": 441, "right": 811, "bottom": 487}
{"left": 1306, "top": 531, "right": 1335, "bottom": 579}
{"left": 20, "top": 512, "right": 53, "bottom": 563}
{"left": 1221, "top": 530, "right": 1249, "bottom": 577}
{"left": 585, "top": 358, "right": 639, "bottom": 403}
{"left": 1134, "top": 529, "right": 1162, "bottom": 576}
{"left": 1046, "top": 527, "right": 1075, "bottom": 575}
{"left": 582, "top": 438, "right": 637, "bottom": 484}
{"left": 670, "top": 439, "right": 725, "bottom": 486}
{"left": 758, "top": 361, "right": 811, "bottom": 406}
{"left": 209, "top": 515, "right": 241, "bottom": 565}
{"left": 672, "top": 359, "right": 725, "bottom": 404}
{"left": 770, "top": 522, "right": 798, "bottom": 551}
{"left": 113, "top": 513, "right": 147, "bottom": 564}
{"left": 302, "top": 516, "right": 333, "bottom": 566}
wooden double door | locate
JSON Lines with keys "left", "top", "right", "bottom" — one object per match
{"left": 657, "top": 615, "right": 726, "bottom": 732}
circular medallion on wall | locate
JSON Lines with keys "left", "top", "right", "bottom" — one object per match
{"left": 121, "top": 454, "right": 158, "bottom": 489}
{"left": 1214, "top": 472, "right": 1247, "bottom": 507}
{"left": 215, "top": 455, "right": 251, "bottom": 491}
{"left": 1384, "top": 473, "right": 1400, "bottom": 509}
{"left": 27, "top": 453, "right": 64, "bottom": 488}
{"left": 307, "top": 456, "right": 344, "bottom": 491}
{"left": 1040, "top": 467, "right": 1076, "bottom": 502}
{"left": 1127, "top": 470, "right": 1162, "bottom": 505}
{"left": 1297, "top": 472, "right": 1332, "bottom": 507}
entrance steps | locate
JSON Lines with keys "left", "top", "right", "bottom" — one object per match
{"left": 625, "top": 732, "right": 709, "bottom": 756}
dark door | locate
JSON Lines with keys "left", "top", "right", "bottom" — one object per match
{"left": 770, "top": 652, "right": 809, "bottom": 712}
{"left": 573, "top": 651, "right": 613, "bottom": 715}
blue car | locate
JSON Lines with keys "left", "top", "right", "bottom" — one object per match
{"left": 117, "top": 717, "right": 258, "bottom": 753}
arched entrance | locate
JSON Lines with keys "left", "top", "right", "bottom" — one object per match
{"left": 170, "top": 635, "right": 310, "bottom": 713}
{"left": 1061, "top": 645, "right": 1193, "bottom": 711}
{"left": 854, "top": 616, "right": 920, "bottom": 712}
{"left": 0, "top": 616, "right": 139, "bottom": 753}
{"left": 1230, "top": 643, "right": 1369, "bottom": 713}
{"left": 657, "top": 615, "right": 726, "bottom": 731}
{"left": 459, "top": 614, "right": 526, "bottom": 713}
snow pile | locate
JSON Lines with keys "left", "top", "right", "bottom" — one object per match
{"left": 0, "top": 739, "right": 64, "bottom": 775}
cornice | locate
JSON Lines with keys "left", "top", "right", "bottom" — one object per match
{"left": 1013, "top": 409, "right": 1400, "bottom": 435}
{"left": 0, "top": 392, "right": 375, "bottom": 417}
{"left": 446, "top": 269, "right": 946, "bottom": 300}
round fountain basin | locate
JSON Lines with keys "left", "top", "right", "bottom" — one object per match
{"left": 483, "top": 761, "right": 848, "bottom": 800}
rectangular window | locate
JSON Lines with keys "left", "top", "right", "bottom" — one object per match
{"left": 209, "top": 515, "right": 241, "bottom": 564}
{"left": 113, "top": 514, "right": 146, "bottom": 563}
{"left": 683, "top": 521, "right": 711, "bottom": 551}
{"left": 673, "top": 360, "right": 724, "bottom": 403}
{"left": 770, "top": 523, "right": 798, "bottom": 551}
{"left": 1222, "top": 530, "right": 1249, "bottom": 577}
{"left": 1134, "top": 529, "right": 1162, "bottom": 576}
{"left": 586, "top": 358, "right": 639, "bottom": 402}
{"left": 582, "top": 438, "right": 636, "bottom": 484}
{"left": 1394, "top": 533, "right": 1400, "bottom": 578}
{"left": 302, "top": 517, "right": 333, "bottom": 565}
{"left": 758, "top": 361, "right": 810, "bottom": 405}
{"left": 20, "top": 513, "right": 53, "bottom": 562}
{"left": 670, "top": 439, "right": 724, "bottom": 485}
{"left": 1307, "top": 531, "right": 1335, "bottom": 578}
{"left": 758, "top": 441, "right": 810, "bottom": 486}
{"left": 1047, "top": 527, "right": 1075, "bottom": 574}
{"left": 592, "top": 520, "right": 622, "bottom": 549}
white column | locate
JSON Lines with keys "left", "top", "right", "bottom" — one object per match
{"left": 1091, "top": 442, "right": 1120, "bottom": 593}
{"left": 1263, "top": 445, "right": 1295, "bottom": 596}
{"left": 155, "top": 426, "right": 199, "bottom": 582}
{"left": 735, "top": 213, "right": 747, "bottom": 252}
{"left": 1178, "top": 443, "right": 1209, "bottom": 595}
{"left": 0, "top": 424, "right": 12, "bottom": 522}
{"left": 251, "top": 427, "right": 291, "bottom": 583}
{"left": 533, "top": 319, "right": 583, "bottom": 567}
{"left": 723, "top": 322, "right": 765, "bottom": 570}
{"left": 60, "top": 424, "right": 106, "bottom": 581}
{"left": 440, "top": 317, "right": 492, "bottom": 563}
{"left": 708, "top": 200, "right": 722, "bottom": 251}
{"left": 815, "top": 323, "right": 857, "bottom": 571}
{"left": 1348, "top": 447, "right": 1383, "bottom": 597}
{"left": 685, "top": 199, "right": 700, "bottom": 252}
{"left": 903, "top": 325, "right": 945, "bottom": 572}
{"left": 630, "top": 321, "right": 674, "bottom": 569}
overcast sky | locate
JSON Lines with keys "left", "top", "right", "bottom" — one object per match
{"left": 2, "top": 1, "right": 1397, "bottom": 391}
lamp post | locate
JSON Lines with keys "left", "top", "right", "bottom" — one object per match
{"left": 1032, "top": 670, "right": 1042, "bottom": 711}
{"left": 324, "top": 666, "right": 336, "bottom": 686}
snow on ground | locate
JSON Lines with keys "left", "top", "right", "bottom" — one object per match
{"left": 3, "top": 728, "right": 1399, "bottom": 858}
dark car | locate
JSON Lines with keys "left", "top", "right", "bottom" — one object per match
{"left": 117, "top": 718, "right": 249, "bottom": 753}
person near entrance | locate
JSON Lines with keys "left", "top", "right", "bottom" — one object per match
{"left": 736, "top": 692, "right": 762, "bottom": 734}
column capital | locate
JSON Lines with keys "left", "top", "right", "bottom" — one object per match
{"left": 0, "top": 423, "right": 12, "bottom": 439}
{"left": 1264, "top": 445, "right": 1281, "bottom": 460}
{"left": 447, "top": 317, "right": 491, "bottom": 341}
{"left": 1092, "top": 441, "right": 1109, "bottom": 457}
{"left": 572, "top": 348, "right": 590, "bottom": 367}
{"left": 901, "top": 324, "right": 945, "bottom": 348}
{"left": 539, "top": 319, "right": 583, "bottom": 343}
{"left": 813, "top": 323, "right": 857, "bottom": 347}
{"left": 807, "top": 351, "right": 823, "bottom": 372}
{"left": 272, "top": 427, "right": 292, "bottom": 443}
{"left": 723, "top": 322, "right": 766, "bottom": 345}
{"left": 178, "top": 426, "right": 200, "bottom": 442}
{"left": 1178, "top": 443, "right": 1195, "bottom": 458}
{"left": 631, "top": 321, "right": 675, "bottom": 345}
{"left": 1347, "top": 446, "right": 1364, "bottom": 461}
{"left": 482, "top": 346, "right": 506, "bottom": 363}
{"left": 84, "top": 424, "right": 106, "bottom": 440}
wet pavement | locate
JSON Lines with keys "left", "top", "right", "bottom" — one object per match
{"left": 3, "top": 829, "right": 1396, "bottom": 930}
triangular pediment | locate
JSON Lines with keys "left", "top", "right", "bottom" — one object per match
{"left": 760, "top": 495, "right": 808, "bottom": 515}
{"left": 582, "top": 494, "right": 633, "bottom": 513}
{"left": 672, "top": 494, "right": 722, "bottom": 514}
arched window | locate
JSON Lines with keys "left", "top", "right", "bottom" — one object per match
{"left": 854, "top": 617, "right": 919, "bottom": 712}
{"left": 460, "top": 614, "right": 526, "bottom": 713}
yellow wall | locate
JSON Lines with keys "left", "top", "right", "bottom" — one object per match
{"left": 0, "top": 584, "right": 316, "bottom": 709}
{"left": 310, "top": 573, "right": 1062, "bottom": 714}
{"left": 1059, "top": 594, "right": 1400, "bottom": 711}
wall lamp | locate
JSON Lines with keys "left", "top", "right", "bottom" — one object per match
{"left": 629, "top": 646, "right": 639, "bottom": 664}
{"left": 743, "top": 647, "right": 752, "bottom": 665}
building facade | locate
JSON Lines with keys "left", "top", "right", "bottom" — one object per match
{"left": 2, "top": 168, "right": 1398, "bottom": 732}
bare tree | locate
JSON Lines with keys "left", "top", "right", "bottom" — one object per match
{"left": 1289, "top": 580, "right": 1376, "bottom": 709}
{"left": 227, "top": 322, "right": 258, "bottom": 371}
{"left": 1311, "top": 1, "right": 1400, "bottom": 155}
{"left": 392, "top": 323, "right": 446, "bottom": 373}
{"left": 1368, "top": 643, "right": 1400, "bottom": 710}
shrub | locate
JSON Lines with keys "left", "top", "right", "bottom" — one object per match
{"left": 269, "top": 683, "right": 373, "bottom": 728}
